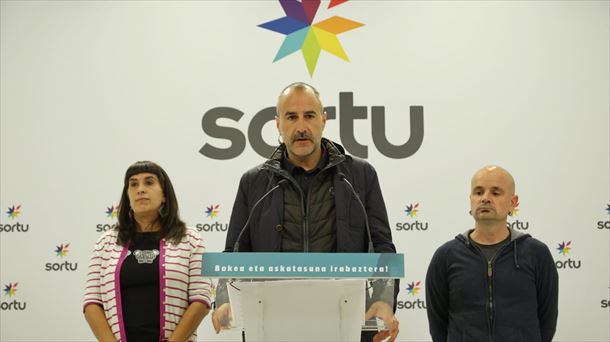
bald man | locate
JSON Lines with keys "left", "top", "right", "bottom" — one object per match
{"left": 425, "top": 166, "right": 558, "bottom": 342}
{"left": 212, "top": 82, "right": 399, "bottom": 342}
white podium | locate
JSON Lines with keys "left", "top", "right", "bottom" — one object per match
{"left": 203, "top": 252, "right": 404, "bottom": 342}
{"left": 228, "top": 279, "right": 365, "bottom": 342}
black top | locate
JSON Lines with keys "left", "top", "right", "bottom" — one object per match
{"left": 120, "top": 232, "right": 161, "bottom": 342}
{"left": 282, "top": 145, "right": 329, "bottom": 198}
{"left": 470, "top": 233, "right": 511, "bottom": 261}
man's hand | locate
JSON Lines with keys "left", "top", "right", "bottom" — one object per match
{"left": 365, "top": 301, "right": 399, "bottom": 342}
{"left": 211, "top": 303, "right": 233, "bottom": 334}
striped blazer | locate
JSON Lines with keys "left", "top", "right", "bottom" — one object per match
{"left": 83, "top": 227, "right": 212, "bottom": 342}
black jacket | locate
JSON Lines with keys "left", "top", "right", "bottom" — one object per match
{"left": 224, "top": 138, "right": 396, "bottom": 254}
{"left": 216, "top": 139, "right": 399, "bottom": 310}
{"left": 425, "top": 228, "right": 559, "bottom": 342}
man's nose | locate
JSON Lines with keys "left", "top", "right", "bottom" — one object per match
{"left": 294, "top": 121, "right": 309, "bottom": 133}
{"left": 294, "top": 118, "right": 307, "bottom": 130}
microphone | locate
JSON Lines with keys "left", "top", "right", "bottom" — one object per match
{"left": 336, "top": 172, "right": 374, "bottom": 253}
{"left": 233, "top": 179, "right": 288, "bottom": 252}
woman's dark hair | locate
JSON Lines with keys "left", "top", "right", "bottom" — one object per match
{"left": 116, "top": 161, "right": 186, "bottom": 245}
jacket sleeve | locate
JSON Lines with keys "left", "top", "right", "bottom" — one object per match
{"left": 535, "top": 243, "right": 559, "bottom": 342}
{"left": 216, "top": 170, "right": 253, "bottom": 307}
{"left": 360, "top": 162, "right": 401, "bottom": 308}
{"left": 83, "top": 236, "right": 105, "bottom": 311}
{"left": 362, "top": 163, "right": 395, "bottom": 254}
{"left": 188, "top": 230, "right": 212, "bottom": 308}
{"left": 426, "top": 246, "right": 450, "bottom": 342}
{"left": 224, "top": 171, "right": 252, "bottom": 252}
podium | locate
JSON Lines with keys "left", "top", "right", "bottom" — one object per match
{"left": 203, "top": 253, "right": 404, "bottom": 342}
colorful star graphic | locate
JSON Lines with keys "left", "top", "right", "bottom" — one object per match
{"left": 6, "top": 205, "right": 21, "bottom": 219}
{"left": 606, "top": 204, "right": 610, "bottom": 215}
{"left": 55, "top": 243, "right": 70, "bottom": 257}
{"left": 105, "top": 205, "right": 118, "bottom": 219}
{"left": 404, "top": 203, "right": 419, "bottom": 218}
{"left": 206, "top": 205, "right": 220, "bottom": 219}
{"left": 557, "top": 241, "right": 571, "bottom": 256}
{"left": 259, "top": 0, "right": 364, "bottom": 76}
{"left": 3, "top": 283, "right": 18, "bottom": 297}
{"left": 406, "top": 281, "right": 421, "bottom": 296}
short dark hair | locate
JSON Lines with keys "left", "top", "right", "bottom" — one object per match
{"left": 116, "top": 161, "right": 186, "bottom": 245}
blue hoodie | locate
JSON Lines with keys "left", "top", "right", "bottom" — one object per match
{"left": 425, "top": 228, "right": 558, "bottom": 342}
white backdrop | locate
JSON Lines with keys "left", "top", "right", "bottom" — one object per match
{"left": 1, "top": 1, "right": 609, "bottom": 341}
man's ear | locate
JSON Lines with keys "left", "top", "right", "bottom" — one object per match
{"left": 511, "top": 194, "right": 519, "bottom": 210}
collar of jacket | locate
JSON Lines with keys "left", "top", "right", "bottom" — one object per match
{"left": 261, "top": 138, "right": 347, "bottom": 175}
{"left": 457, "top": 226, "right": 529, "bottom": 245}
{"left": 457, "top": 226, "right": 531, "bottom": 269}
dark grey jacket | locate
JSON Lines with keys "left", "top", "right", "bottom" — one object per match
{"left": 425, "top": 228, "right": 559, "bottom": 342}
{"left": 216, "top": 139, "right": 398, "bottom": 308}
{"left": 224, "top": 138, "right": 396, "bottom": 254}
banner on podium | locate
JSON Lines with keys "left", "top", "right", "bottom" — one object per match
{"left": 202, "top": 252, "right": 404, "bottom": 278}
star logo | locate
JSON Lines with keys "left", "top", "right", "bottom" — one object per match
{"left": 259, "top": 0, "right": 364, "bottom": 76}
{"left": 55, "top": 243, "right": 70, "bottom": 257}
{"left": 105, "top": 205, "right": 118, "bottom": 219}
{"left": 606, "top": 204, "right": 610, "bottom": 215}
{"left": 3, "top": 283, "right": 18, "bottom": 297}
{"left": 205, "top": 205, "right": 220, "bottom": 219}
{"left": 404, "top": 203, "right": 419, "bottom": 218}
{"left": 406, "top": 281, "right": 421, "bottom": 296}
{"left": 509, "top": 201, "right": 519, "bottom": 217}
{"left": 6, "top": 205, "right": 21, "bottom": 219}
{"left": 557, "top": 241, "right": 571, "bottom": 256}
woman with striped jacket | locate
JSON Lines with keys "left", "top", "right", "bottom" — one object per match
{"left": 84, "top": 161, "right": 212, "bottom": 342}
